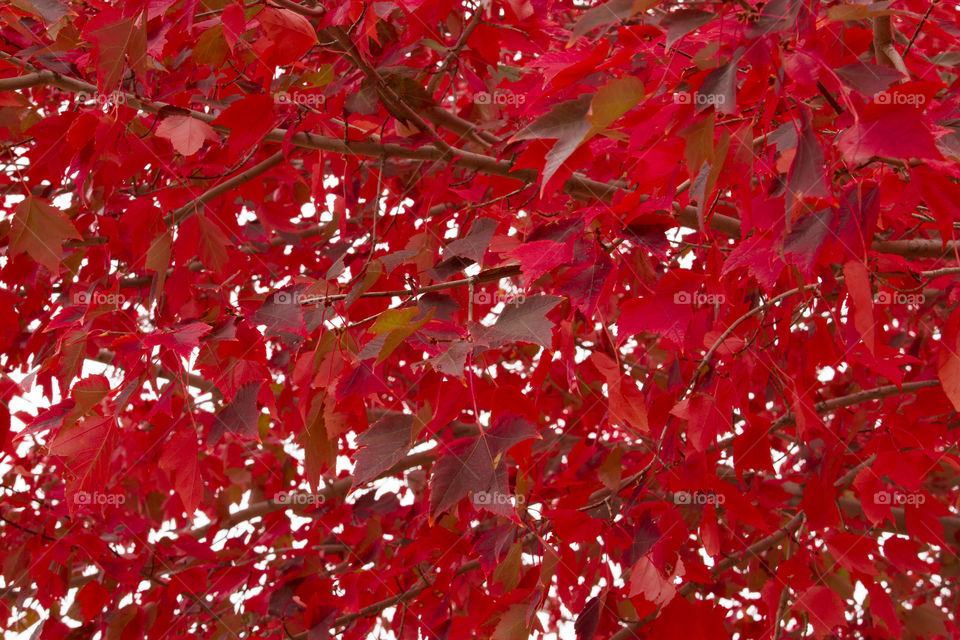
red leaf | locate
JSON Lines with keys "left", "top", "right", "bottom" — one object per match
{"left": 158, "top": 431, "right": 203, "bottom": 516}
{"left": 842, "top": 260, "right": 875, "bottom": 354}
{"left": 212, "top": 94, "right": 277, "bottom": 154}
{"left": 937, "top": 306, "right": 960, "bottom": 411}
{"left": 144, "top": 322, "right": 212, "bottom": 358}
{"left": 428, "top": 416, "right": 535, "bottom": 519}
{"left": 9, "top": 197, "right": 81, "bottom": 273}
{"left": 837, "top": 104, "right": 941, "bottom": 163}
{"left": 574, "top": 594, "right": 604, "bottom": 640}
{"left": 627, "top": 556, "right": 676, "bottom": 605}
{"left": 793, "top": 586, "right": 846, "bottom": 640}
{"left": 77, "top": 581, "right": 110, "bottom": 623}
{"left": 507, "top": 239, "right": 574, "bottom": 283}
{"left": 253, "top": 290, "right": 307, "bottom": 339}
{"left": 913, "top": 165, "right": 960, "bottom": 247}
{"left": 156, "top": 115, "right": 218, "bottom": 156}
{"left": 472, "top": 295, "right": 562, "bottom": 348}
{"left": 221, "top": 1, "right": 247, "bottom": 52}
{"left": 257, "top": 7, "right": 318, "bottom": 65}
{"left": 84, "top": 15, "right": 147, "bottom": 91}
{"left": 787, "top": 112, "right": 828, "bottom": 199}
{"left": 208, "top": 381, "right": 263, "bottom": 445}
{"left": 351, "top": 413, "right": 413, "bottom": 488}
{"left": 48, "top": 416, "right": 116, "bottom": 510}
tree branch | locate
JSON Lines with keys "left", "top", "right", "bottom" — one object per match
{"left": 299, "top": 264, "right": 521, "bottom": 304}
{"left": 166, "top": 151, "right": 286, "bottom": 225}
{"left": 426, "top": 11, "right": 483, "bottom": 95}
{"left": 873, "top": 15, "right": 910, "bottom": 75}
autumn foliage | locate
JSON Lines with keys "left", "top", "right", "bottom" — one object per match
{"left": 2, "top": 0, "right": 960, "bottom": 638}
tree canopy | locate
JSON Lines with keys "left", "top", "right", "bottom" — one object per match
{"left": 1, "top": 0, "right": 960, "bottom": 638}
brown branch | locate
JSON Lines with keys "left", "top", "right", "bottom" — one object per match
{"left": 904, "top": 2, "right": 936, "bottom": 56}
{"left": 327, "top": 558, "right": 479, "bottom": 632}
{"left": 271, "top": 0, "right": 325, "bottom": 17}
{"left": 685, "top": 284, "right": 821, "bottom": 396}
{"left": 187, "top": 450, "right": 435, "bottom": 539}
{"left": 327, "top": 27, "right": 454, "bottom": 154}
{"left": 705, "top": 512, "right": 806, "bottom": 580}
{"left": 773, "top": 586, "right": 790, "bottom": 640}
{"left": 714, "top": 379, "right": 941, "bottom": 451}
{"left": 166, "top": 151, "right": 286, "bottom": 225}
{"left": 426, "top": 11, "right": 483, "bottom": 95}
{"left": 299, "top": 264, "right": 521, "bottom": 304}
{"left": 873, "top": 15, "right": 910, "bottom": 75}
{"left": 90, "top": 349, "right": 219, "bottom": 395}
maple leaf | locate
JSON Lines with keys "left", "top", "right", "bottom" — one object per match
{"left": 351, "top": 413, "right": 414, "bottom": 488}
{"left": 298, "top": 393, "right": 337, "bottom": 491}
{"left": 834, "top": 62, "right": 901, "bottom": 97}
{"left": 628, "top": 556, "right": 677, "bottom": 606}
{"left": 212, "top": 94, "right": 277, "bottom": 154}
{"left": 48, "top": 416, "right": 116, "bottom": 511}
{"left": 144, "top": 322, "right": 212, "bottom": 358}
{"left": 574, "top": 594, "right": 604, "bottom": 640}
{"left": 937, "top": 311, "right": 960, "bottom": 411}
{"left": 9, "top": 197, "right": 81, "bottom": 273}
{"left": 257, "top": 7, "right": 319, "bottom": 65}
{"left": 661, "top": 9, "right": 713, "bottom": 48}
{"left": 13, "top": 0, "right": 70, "bottom": 24}
{"left": 156, "top": 115, "right": 219, "bottom": 156}
{"left": 253, "top": 289, "right": 307, "bottom": 340}
{"left": 507, "top": 239, "right": 574, "bottom": 282}
{"left": 76, "top": 581, "right": 110, "bottom": 623}
{"left": 472, "top": 295, "right": 563, "bottom": 348}
{"left": 493, "top": 603, "right": 539, "bottom": 640}
{"left": 787, "top": 112, "right": 828, "bottom": 200}
{"left": 837, "top": 104, "right": 941, "bottom": 163}
{"left": 585, "top": 76, "right": 645, "bottom": 139}
{"left": 513, "top": 96, "right": 591, "bottom": 189}
{"left": 207, "top": 381, "right": 262, "bottom": 445}
{"left": 64, "top": 375, "right": 110, "bottom": 426}
{"left": 428, "top": 415, "right": 536, "bottom": 519}
{"left": 441, "top": 217, "right": 497, "bottom": 265}
{"left": 85, "top": 15, "right": 147, "bottom": 90}
{"left": 842, "top": 260, "right": 875, "bottom": 354}
{"left": 158, "top": 431, "right": 203, "bottom": 515}
{"left": 220, "top": 1, "right": 247, "bottom": 52}
{"left": 591, "top": 352, "right": 648, "bottom": 433}
{"left": 793, "top": 586, "right": 846, "bottom": 639}
{"left": 570, "top": 0, "right": 660, "bottom": 41}
{"left": 697, "top": 58, "right": 738, "bottom": 115}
